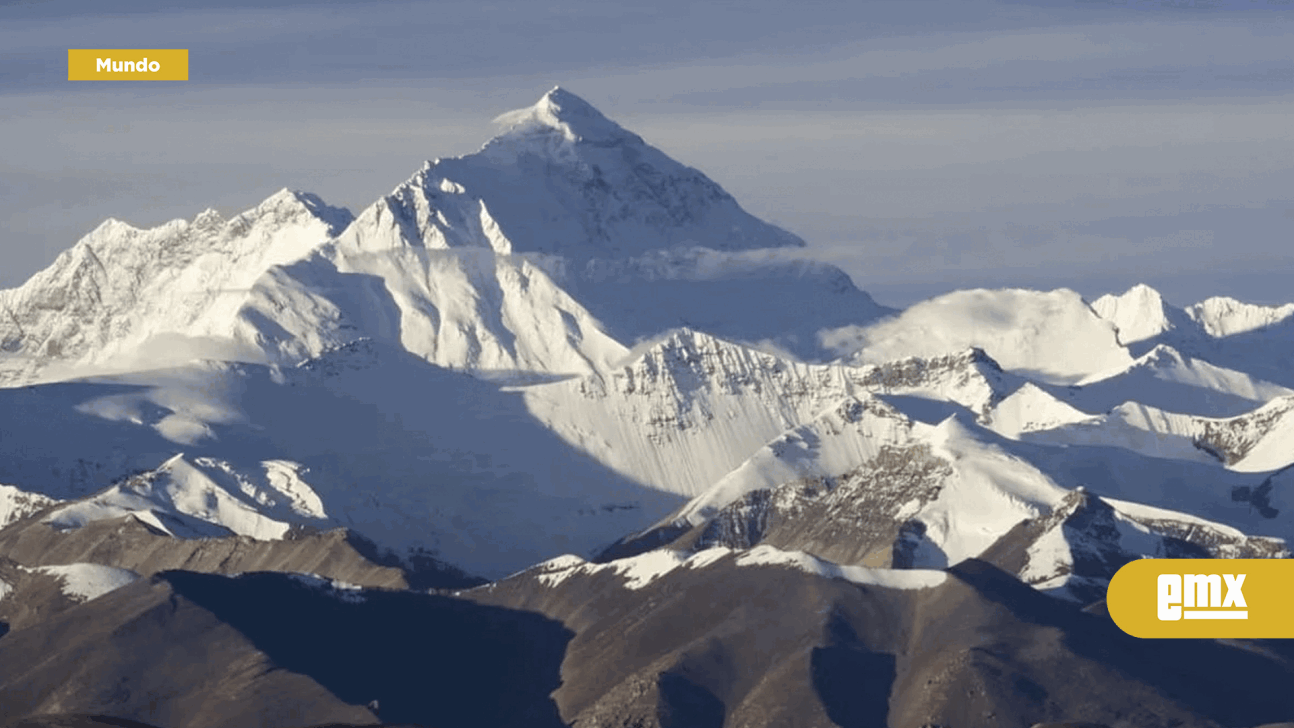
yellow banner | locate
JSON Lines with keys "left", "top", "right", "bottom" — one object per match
{"left": 1108, "top": 558, "right": 1294, "bottom": 638}
{"left": 68, "top": 49, "right": 188, "bottom": 81}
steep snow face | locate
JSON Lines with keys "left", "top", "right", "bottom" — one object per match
{"left": 0, "top": 484, "right": 59, "bottom": 528}
{"left": 673, "top": 395, "right": 919, "bottom": 526}
{"left": 1090, "top": 284, "right": 1181, "bottom": 345}
{"left": 1067, "top": 344, "right": 1294, "bottom": 418}
{"left": 523, "top": 331, "right": 1015, "bottom": 498}
{"left": 832, "top": 288, "right": 1133, "bottom": 384}
{"left": 30, "top": 563, "right": 141, "bottom": 602}
{"left": 0, "top": 190, "right": 352, "bottom": 385}
{"left": 917, "top": 416, "right": 1071, "bottom": 564}
{"left": 230, "top": 242, "right": 629, "bottom": 378}
{"left": 1187, "top": 296, "right": 1294, "bottom": 338}
{"left": 987, "top": 383, "right": 1094, "bottom": 438}
{"left": 716, "top": 401, "right": 912, "bottom": 525}
{"left": 43, "top": 455, "right": 333, "bottom": 540}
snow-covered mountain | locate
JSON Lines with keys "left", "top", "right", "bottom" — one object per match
{"left": 831, "top": 287, "right": 1134, "bottom": 384}
{"left": 0, "top": 191, "right": 352, "bottom": 385}
{"left": 0, "top": 87, "right": 887, "bottom": 388}
{"left": 1092, "top": 283, "right": 1294, "bottom": 389}
{"left": 3, "top": 89, "right": 1294, "bottom": 728}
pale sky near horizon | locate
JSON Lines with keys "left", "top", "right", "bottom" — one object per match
{"left": 1, "top": 0, "right": 1291, "bottom": 309}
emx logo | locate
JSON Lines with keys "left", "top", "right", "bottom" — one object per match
{"left": 1157, "top": 573, "right": 1246, "bottom": 620}
{"left": 1108, "top": 559, "right": 1293, "bottom": 638}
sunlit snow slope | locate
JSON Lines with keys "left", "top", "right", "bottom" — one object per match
{"left": 3, "top": 88, "right": 1293, "bottom": 587}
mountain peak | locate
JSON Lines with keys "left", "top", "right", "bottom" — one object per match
{"left": 245, "top": 188, "right": 353, "bottom": 236}
{"left": 492, "top": 86, "right": 638, "bottom": 145}
{"left": 1186, "top": 295, "right": 1294, "bottom": 338}
{"left": 1090, "top": 283, "right": 1175, "bottom": 346}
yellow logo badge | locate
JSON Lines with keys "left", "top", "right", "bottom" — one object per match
{"left": 68, "top": 49, "right": 189, "bottom": 81}
{"left": 1107, "top": 559, "right": 1294, "bottom": 638}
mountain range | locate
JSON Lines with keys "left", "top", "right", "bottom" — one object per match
{"left": 0, "top": 88, "right": 1290, "bottom": 728}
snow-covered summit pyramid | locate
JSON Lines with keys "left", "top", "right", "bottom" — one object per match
{"left": 491, "top": 85, "right": 643, "bottom": 147}
{"left": 342, "top": 86, "right": 806, "bottom": 261}
{"left": 333, "top": 87, "right": 889, "bottom": 359}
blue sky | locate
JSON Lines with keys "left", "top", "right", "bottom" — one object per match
{"left": 2, "top": 0, "right": 1291, "bottom": 307}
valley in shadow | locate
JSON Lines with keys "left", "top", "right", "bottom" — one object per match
{"left": 160, "top": 570, "right": 573, "bottom": 728}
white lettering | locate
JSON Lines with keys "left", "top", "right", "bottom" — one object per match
{"left": 1184, "top": 574, "right": 1221, "bottom": 608}
{"left": 1159, "top": 573, "right": 1248, "bottom": 621}
{"left": 1223, "top": 573, "right": 1247, "bottom": 608}
{"left": 1158, "top": 574, "right": 1181, "bottom": 621}
{"left": 96, "top": 57, "right": 111, "bottom": 72}
{"left": 148, "top": 60, "right": 159, "bottom": 72}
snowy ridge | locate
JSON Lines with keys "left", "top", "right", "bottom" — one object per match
{"left": 43, "top": 454, "right": 332, "bottom": 540}
{"left": 733, "top": 544, "right": 947, "bottom": 589}
{"left": 523, "top": 548, "right": 732, "bottom": 590}
{"left": 514, "top": 544, "right": 944, "bottom": 591}
{"left": 915, "top": 416, "right": 1070, "bottom": 564}
{"left": 833, "top": 288, "right": 1133, "bottom": 384}
{"left": 1089, "top": 283, "right": 1294, "bottom": 343}
{"left": 1011, "top": 401, "right": 1220, "bottom": 465}
{"left": 1088, "top": 284, "right": 1294, "bottom": 390}
{"left": 28, "top": 563, "right": 141, "bottom": 602}
{"left": 0, "top": 190, "right": 352, "bottom": 385}
{"left": 524, "top": 332, "right": 1015, "bottom": 497}
{"left": 1187, "top": 296, "right": 1294, "bottom": 338}
{"left": 1007, "top": 394, "right": 1294, "bottom": 472}
{"left": 672, "top": 395, "right": 918, "bottom": 525}
{"left": 1068, "top": 343, "right": 1294, "bottom": 417}
{"left": 0, "top": 484, "right": 59, "bottom": 528}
